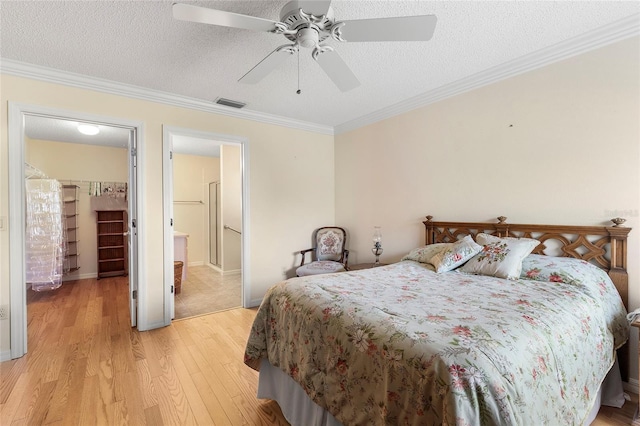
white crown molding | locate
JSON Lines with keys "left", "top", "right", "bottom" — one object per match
{"left": 1, "top": 13, "right": 638, "bottom": 137}
{"left": 0, "top": 59, "right": 334, "bottom": 136}
{"left": 334, "top": 13, "right": 640, "bottom": 135}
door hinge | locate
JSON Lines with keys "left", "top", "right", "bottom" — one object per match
{"left": 170, "top": 218, "right": 173, "bottom": 226}
{"left": 171, "top": 285, "right": 174, "bottom": 294}
{"left": 132, "top": 290, "right": 137, "bottom": 299}
{"left": 170, "top": 151, "right": 173, "bottom": 160}
{"left": 131, "top": 147, "right": 137, "bottom": 157}
{"left": 132, "top": 219, "right": 137, "bottom": 228}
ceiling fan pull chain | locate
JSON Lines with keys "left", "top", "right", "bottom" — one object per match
{"left": 296, "top": 48, "right": 301, "bottom": 94}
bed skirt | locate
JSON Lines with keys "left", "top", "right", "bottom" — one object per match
{"left": 258, "top": 358, "right": 625, "bottom": 426}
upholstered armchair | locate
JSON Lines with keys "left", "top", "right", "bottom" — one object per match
{"left": 296, "top": 227, "right": 349, "bottom": 277}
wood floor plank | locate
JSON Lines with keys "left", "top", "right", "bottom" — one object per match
{"left": 139, "top": 330, "right": 163, "bottom": 378}
{"left": 106, "top": 399, "right": 129, "bottom": 426}
{"left": 151, "top": 357, "right": 197, "bottom": 426}
{"left": 118, "top": 369, "right": 148, "bottom": 425}
{"left": 144, "top": 404, "right": 163, "bottom": 426}
{"left": 191, "top": 370, "right": 234, "bottom": 425}
{"left": 77, "top": 370, "right": 101, "bottom": 425}
{"left": 0, "top": 357, "right": 27, "bottom": 404}
{"left": 135, "top": 358, "right": 159, "bottom": 409}
{"left": 167, "top": 346, "right": 216, "bottom": 425}
{"left": 12, "top": 376, "right": 54, "bottom": 425}
{"left": 2, "top": 276, "right": 637, "bottom": 425}
{"left": 25, "top": 380, "right": 56, "bottom": 425}
{"left": 0, "top": 371, "right": 30, "bottom": 425}
{"left": 43, "top": 342, "right": 82, "bottom": 424}
{"left": 185, "top": 342, "right": 247, "bottom": 425}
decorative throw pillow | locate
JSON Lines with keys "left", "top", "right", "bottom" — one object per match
{"left": 459, "top": 233, "right": 539, "bottom": 279}
{"left": 429, "top": 235, "right": 482, "bottom": 273}
{"left": 401, "top": 243, "right": 452, "bottom": 264}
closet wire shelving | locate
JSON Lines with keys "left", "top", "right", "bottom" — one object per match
{"left": 62, "top": 185, "right": 80, "bottom": 273}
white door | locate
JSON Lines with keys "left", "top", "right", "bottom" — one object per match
{"left": 128, "top": 129, "right": 138, "bottom": 327}
{"left": 169, "top": 149, "right": 175, "bottom": 319}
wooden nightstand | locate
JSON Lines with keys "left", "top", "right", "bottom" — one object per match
{"left": 348, "top": 263, "right": 388, "bottom": 271}
{"left": 632, "top": 319, "right": 640, "bottom": 422}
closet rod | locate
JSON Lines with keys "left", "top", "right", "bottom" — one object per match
{"left": 174, "top": 200, "right": 204, "bottom": 204}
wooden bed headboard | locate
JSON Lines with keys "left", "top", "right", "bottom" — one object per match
{"left": 423, "top": 215, "right": 632, "bottom": 381}
{"left": 423, "top": 215, "right": 631, "bottom": 309}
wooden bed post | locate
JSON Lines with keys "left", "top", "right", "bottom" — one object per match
{"left": 495, "top": 216, "right": 509, "bottom": 237}
{"left": 605, "top": 218, "right": 631, "bottom": 382}
{"left": 424, "top": 216, "right": 435, "bottom": 244}
{"left": 607, "top": 218, "right": 631, "bottom": 310}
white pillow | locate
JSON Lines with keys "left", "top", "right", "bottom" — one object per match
{"left": 401, "top": 243, "right": 452, "bottom": 264}
{"left": 459, "top": 233, "right": 539, "bottom": 279}
{"left": 429, "top": 235, "right": 482, "bottom": 273}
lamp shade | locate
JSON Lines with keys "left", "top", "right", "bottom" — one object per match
{"left": 373, "top": 226, "right": 382, "bottom": 244}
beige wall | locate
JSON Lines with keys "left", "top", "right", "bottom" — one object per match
{"left": 221, "top": 144, "right": 242, "bottom": 272}
{"left": 173, "top": 153, "right": 220, "bottom": 266}
{"left": 335, "top": 37, "right": 640, "bottom": 380}
{"left": 0, "top": 75, "right": 335, "bottom": 354}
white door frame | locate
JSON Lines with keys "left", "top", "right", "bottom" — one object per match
{"left": 162, "top": 126, "right": 250, "bottom": 324}
{"left": 7, "top": 102, "right": 146, "bottom": 358}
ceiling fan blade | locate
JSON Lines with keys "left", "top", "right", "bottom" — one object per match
{"left": 296, "top": 1, "right": 333, "bottom": 17}
{"left": 239, "top": 46, "right": 296, "bottom": 84}
{"left": 314, "top": 49, "right": 360, "bottom": 92}
{"left": 173, "top": 3, "right": 279, "bottom": 33}
{"left": 339, "top": 15, "right": 437, "bottom": 42}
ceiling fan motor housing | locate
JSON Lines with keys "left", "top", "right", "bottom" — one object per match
{"left": 280, "top": 1, "right": 333, "bottom": 45}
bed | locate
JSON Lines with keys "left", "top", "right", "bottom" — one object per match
{"left": 244, "top": 216, "right": 631, "bottom": 425}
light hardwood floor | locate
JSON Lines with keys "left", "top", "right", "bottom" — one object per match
{"left": 0, "top": 276, "right": 637, "bottom": 425}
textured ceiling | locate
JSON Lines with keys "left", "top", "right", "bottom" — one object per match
{"left": 25, "top": 115, "right": 130, "bottom": 148}
{"left": 2, "top": 1, "right": 639, "bottom": 130}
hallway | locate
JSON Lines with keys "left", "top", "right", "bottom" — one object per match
{"left": 174, "top": 265, "right": 241, "bottom": 320}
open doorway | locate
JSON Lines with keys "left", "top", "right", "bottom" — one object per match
{"left": 7, "top": 103, "right": 143, "bottom": 359}
{"left": 162, "top": 126, "right": 249, "bottom": 322}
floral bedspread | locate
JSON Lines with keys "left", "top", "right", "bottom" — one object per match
{"left": 244, "top": 259, "right": 628, "bottom": 426}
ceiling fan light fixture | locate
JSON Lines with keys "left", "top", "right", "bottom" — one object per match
{"left": 77, "top": 124, "right": 100, "bottom": 135}
{"left": 297, "top": 27, "right": 319, "bottom": 48}
{"left": 215, "top": 97, "right": 246, "bottom": 109}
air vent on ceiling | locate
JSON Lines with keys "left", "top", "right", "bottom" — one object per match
{"left": 215, "top": 98, "right": 246, "bottom": 109}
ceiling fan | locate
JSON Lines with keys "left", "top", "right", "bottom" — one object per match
{"left": 173, "top": 1, "right": 437, "bottom": 92}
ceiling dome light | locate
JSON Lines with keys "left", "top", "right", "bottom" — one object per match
{"left": 78, "top": 124, "right": 100, "bottom": 135}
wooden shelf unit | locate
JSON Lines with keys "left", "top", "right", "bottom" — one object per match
{"left": 96, "top": 210, "right": 128, "bottom": 279}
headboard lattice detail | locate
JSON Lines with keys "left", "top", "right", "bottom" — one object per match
{"left": 423, "top": 215, "right": 631, "bottom": 307}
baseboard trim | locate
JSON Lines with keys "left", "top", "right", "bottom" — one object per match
{"left": 248, "top": 298, "right": 263, "bottom": 308}
{"left": 142, "top": 320, "right": 168, "bottom": 331}
{"left": 188, "top": 261, "right": 204, "bottom": 267}
{"left": 62, "top": 272, "right": 98, "bottom": 281}
{"left": 206, "top": 263, "right": 223, "bottom": 273}
{"left": 626, "top": 378, "right": 638, "bottom": 394}
{"left": 0, "top": 350, "right": 12, "bottom": 362}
